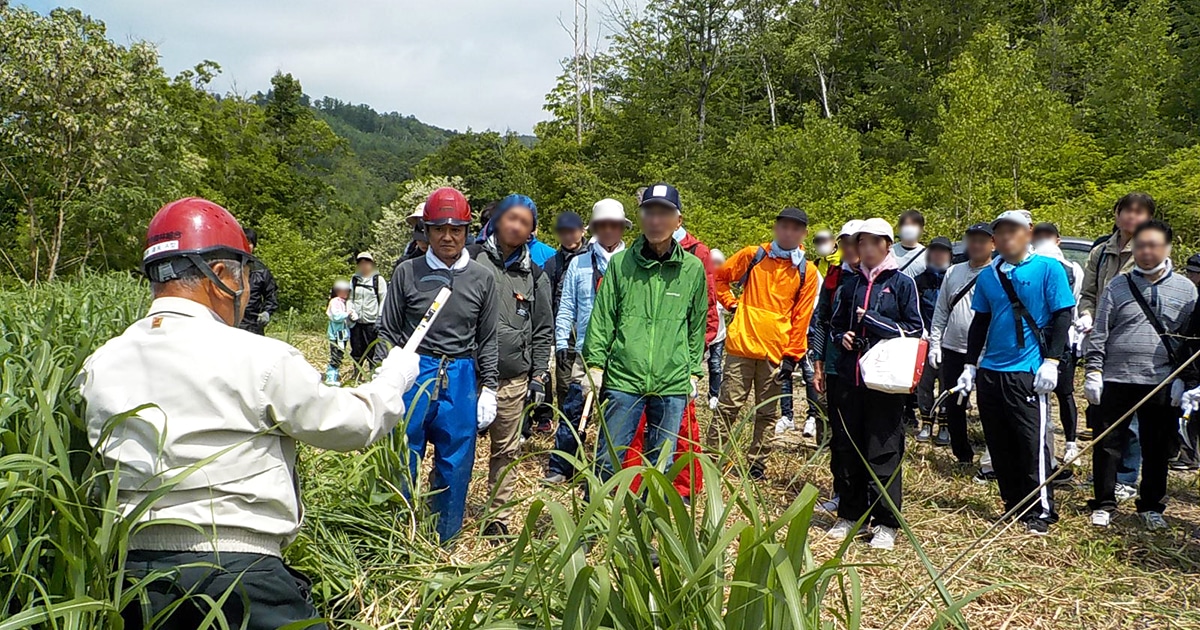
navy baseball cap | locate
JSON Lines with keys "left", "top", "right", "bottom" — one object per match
{"left": 1187, "top": 253, "right": 1200, "bottom": 273}
{"left": 928, "top": 236, "right": 953, "bottom": 251}
{"left": 1033, "top": 222, "right": 1060, "bottom": 238}
{"left": 776, "top": 207, "right": 808, "bottom": 225}
{"left": 640, "top": 183, "right": 682, "bottom": 213}
{"left": 965, "top": 222, "right": 993, "bottom": 237}
{"left": 555, "top": 211, "right": 584, "bottom": 231}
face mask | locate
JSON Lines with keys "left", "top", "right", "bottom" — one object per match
{"left": 1033, "top": 239, "right": 1054, "bottom": 251}
{"left": 928, "top": 262, "right": 948, "bottom": 273}
{"left": 899, "top": 225, "right": 921, "bottom": 243}
{"left": 815, "top": 242, "right": 835, "bottom": 257}
{"left": 1137, "top": 258, "right": 1168, "bottom": 275}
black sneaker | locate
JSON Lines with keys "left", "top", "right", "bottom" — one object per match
{"left": 972, "top": 469, "right": 997, "bottom": 484}
{"left": 1023, "top": 519, "right": 1050, "bottom": 536}
{"left": 1169, "top": 457, "right": 1199, "bottom": 471}
{"left": 1050, "top": 466, "right": 1075, "bottom": 488}
{"left": 534, "top": 419, "right": 554, "bottom": 435}
{"left": 934, "top": 427, "right": 951, "bottom": 447}
{"left": 482, "top": 520, "right": 510, "bottom": 544}
{"left": 749, "top": 463, "right": 767, "bottom": 481}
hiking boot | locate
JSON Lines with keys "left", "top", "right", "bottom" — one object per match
{"left": 972, "top": 469, "right": 997, "bottom": 485}
{"left": 1063, "top": 442, "right": 1080, "bottom": 465}
{"left": 748, "top": 463, "right": 767, "bottom": 481}
{"left": 1023, "top": 519, "right": 1050, "bottom": 537}
{"left": 482, "top": 520, "right": 510, "bottom": 542}
{"left": 934, "top": 426, "right": 951, "bottom": 447}
{"left": 869, "top": 525, "right": 897, "bottom": 550}
{"left": 1115, "top": 483, "right": 1137, "bottom": 502}
{"left": 1090, "top": 509, "right": 1112, "bottom": 528}
{"left": 826, "top": 518, "right": 861, "bottom": 541}
{"left": 1140, "top": 511, "right": 1169, "bottom": 531}
{"left": 801, "top": 416, "right": 817, "bottom": 438}
{"left": 916, "top": 425, "right": 931, "bottom": 442}
{"left": 708, "top": 396, "right": 719, "bottom": 411}
{"left": 1051, "top": 466, "right": 1075, "bottom": 488}
{"left": 542, "top": 472, "right": 569, "bottom": 486}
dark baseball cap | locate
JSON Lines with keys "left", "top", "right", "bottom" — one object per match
{"left": 928, "top": 236, "right": 953, "bottom": 251}
{"left": 1033, "top": 222, "right": 1060, "bottom": 238}
{"left": 555, "top": 211, "right": 584, "bottom": 231}
{"left": 776, "top": 207, "right": 808, "bottom": 225}
{"left": 640, "top": 183, "right": 682, "bottom": 213}
{"left": 1187, "top": 253, "right": 1200, "bottom": 273}
{"left": 965, "top": 222, "right": 993, "bottom": 237}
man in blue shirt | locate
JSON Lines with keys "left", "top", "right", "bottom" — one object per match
{"left": 955, "top": 210, "right": 1075, "bottom": 536}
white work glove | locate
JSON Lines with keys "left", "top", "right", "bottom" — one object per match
{"left": 928, "top": 345, "right": 942, "bottom": 370}
{"left": 257, "top": 311, "right": 270, "bottom": 325}
{"left": 349, "top": 308, "right": 360, "bottom": 322}
{"left": 1182, "top": 385, "right": 1200, "bottom": 418}
{"left": 690, "top": 376, "right": 699, "bottom": 399}
{"left": 1033, "top": 359, "right": 1059, "bottom": 395}
{"left": 374, "top": 346, "right": 421, "bottom": 392}
{"left": 1171, "top": 379, "right": 1187, "bottom": 408}
{"left": 956, "top": 364, "right": 977, "bottom": 395}
{"left": 1073, "top": 313, "right": 1093, "bottom": 334}
{"left": 1084, "top": 371, "right": 1104, "bottom": 406}
{"left": 774, "top": 416, "right": 796, "bottom": 435}
{"left": 587, "top": 367, "right": 605, "bottom": 391}
{"left": 477, "top": 387, "right": 498, "bottom": 431}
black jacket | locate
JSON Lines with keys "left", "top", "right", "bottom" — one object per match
{"left": 830, "top": 268, "right": 924, "bottom": 383}
{"left": 543, "top": 244, "right": 588, "bottom": 314}
{"left": 242, "top": 266, "right": 278, "bottom": 322}
{"left": 914, "top": 268, "right": 946, "bottom": 333}
{"left": 468, "top": 240, "right": 553, "bottom": 381}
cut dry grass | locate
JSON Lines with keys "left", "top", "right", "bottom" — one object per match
{"left": 286, "top": 330, "right": 1200, "bottom": 628}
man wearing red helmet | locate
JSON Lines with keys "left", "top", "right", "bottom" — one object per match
{"left": 381, "top": 187, "right": 500, "bottom": 543}
{"left": 79, "top": 197, "right": 422, "bottom": 629}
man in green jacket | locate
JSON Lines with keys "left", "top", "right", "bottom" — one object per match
{"left": 583, "top": 183, "right": 709, "bottom": 482}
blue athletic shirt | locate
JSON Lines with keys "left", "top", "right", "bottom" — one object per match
{"left": 971, "top": 253, "right": 1075, "bottom": 373}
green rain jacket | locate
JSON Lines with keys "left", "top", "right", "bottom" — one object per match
{"left": 582, "top": 236, "right": 708, "bottom": 396}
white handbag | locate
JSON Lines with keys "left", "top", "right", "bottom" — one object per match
{"left": 858, "top": 331, "right": 929, "bottom": 394}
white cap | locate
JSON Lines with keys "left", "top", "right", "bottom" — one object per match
{"left": 838, "top": 219, "right": 865, "bottom": 238}
{"left": 355, "top": 251, "right": 375, "bottom": 262}
{"left": 333, "top": 279, "right": 352, "bottom": 291}
{"left": 406, "top": 203, "right": 425, "bottom": 227}
{"left": 855, "top": 217, "right": 894, "bottom": 240}
{"left": 710, "top": 248, "right": 726, "bottom": 265}
{"left": 992, "top": 209, "right": 1033, "bottom": 229}
{"left": 590, "top": 198, "right": 631, "bottom": 228}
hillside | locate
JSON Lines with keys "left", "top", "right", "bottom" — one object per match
{"left": 312, "top": 97, "right": 457, "bottom": 184}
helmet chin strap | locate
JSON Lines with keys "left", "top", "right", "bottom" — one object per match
{"left": 186, "top": 253, "right": 248, "bottom": 327}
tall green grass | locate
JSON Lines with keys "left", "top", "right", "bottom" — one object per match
{"left": 1, "top": 273, "right": 969, "bottom": 629}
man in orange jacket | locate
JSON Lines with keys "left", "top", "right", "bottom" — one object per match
{"left": 710, "top": 207, "right": 820, "bottom": 480}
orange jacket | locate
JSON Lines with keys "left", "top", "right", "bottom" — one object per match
{"left": 716, "top": 243, "right": 820, "bottom": 364}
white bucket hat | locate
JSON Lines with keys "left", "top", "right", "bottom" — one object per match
{"left": 406, "top": 203, "right": 425, "bottom": 227}
{"left": 590, "top": 198, "right": 632, "bottom": 229}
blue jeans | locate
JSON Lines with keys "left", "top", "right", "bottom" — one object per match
{"left": 1117, "top": 414, "right": 1142, "bottom": 486}
{"left": 780, "top": 359, "right": 822, "bottom": 421}
{"left": 595, "top": 390, "right": 687, "bottom": 482}
{"left": 707, "top": 341, "right": 725, "bottom": 399}
{"left": 547, "top": 382, "right": 586, "bottom": 478}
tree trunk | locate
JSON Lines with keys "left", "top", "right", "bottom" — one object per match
{"left": 46, "top": 203, "right": 65, "bottom": 282}
{"left": 761, "top": 54, "right": 777, "bottom": 127}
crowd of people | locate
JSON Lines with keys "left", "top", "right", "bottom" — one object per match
{"left": 79, "top": 188, "right": 1200, "bottom": 627}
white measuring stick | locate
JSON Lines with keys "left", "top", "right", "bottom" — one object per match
{"left": 403, "top": 287, "right": 452, "bottom": 352}
{"left": 577, "top": 390, "right": 596, "bottom": 432}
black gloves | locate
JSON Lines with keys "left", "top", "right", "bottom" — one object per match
{"left": 527, "top": 378, "right": 546, "bottom": 406}
{"left": 772, "top": 356, "right": 798, "bottom": 384}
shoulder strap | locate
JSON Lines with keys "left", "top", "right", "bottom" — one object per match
{"left": 947, "top": 274, "right": 979, "bottom": 312}
{"left": 897, "top": 245, "right": 926, "bottom": 272}
{"left": 994, "top": 264, "right": 1045, "bottom": 357}
{"left": 352, "top": 275, "right": 381, "bottom": 301}
{"left": 591, "top": 248, "right": 605, "bottom": 293}
{"left": 1124, "top": 274, "right": 1179, "bottom": 366}
{"left": 792, "top": 261, "right": 808, "bottom": 306}
{"left": 685, "top": 242, "right": 701, "bottom": 255}
{"left": 736, "top": 247, "right": 768, "bottom": 288}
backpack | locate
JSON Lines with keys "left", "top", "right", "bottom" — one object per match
{"left": 352, "top": 274, "right": 381, "bottom": 301}
{"left": 734, "top": 246, "right": 808, "bottom": 305}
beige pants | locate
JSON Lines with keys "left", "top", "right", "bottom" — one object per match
{"left": 487, "top": 376, "right": 529, "bottom": 522}
{"left": 709, "top": 354, "right": 780, "bottom": 467}
{"left": 570, "top": 356, "right": 594, "bottom": 396}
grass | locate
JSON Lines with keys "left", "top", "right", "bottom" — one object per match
{"left": 4, "top": 273, "right": 1200, "bottom": 628}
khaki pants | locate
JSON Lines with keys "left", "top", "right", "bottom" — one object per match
{"left": 487, "top": 376, "right": 529, "bottom": 522}
{"left": 571, "top": 356, "right": 594, "bottom": 396}
{"left": 708, "top": 354, "right": 779, "bottom": 467}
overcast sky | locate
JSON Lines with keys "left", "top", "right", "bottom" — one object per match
{"left": 21, "top": 0, "right": 611, "bottom": 133}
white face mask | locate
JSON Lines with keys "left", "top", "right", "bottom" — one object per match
{"left": 1137, "top": 258, "right": 1169, "bottom": 275}
{"left": 815, "top": 242, "right": 835, "bottom": 257}
{"left": 899, "top": 225, "right": 921, "bottom": 243}
{"left": 1033, "top": 239, "right": 1054, "bottom": 251}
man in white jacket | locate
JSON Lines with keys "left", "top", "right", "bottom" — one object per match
{"left": 80, "top": 198, "right": 420, "bottom": 630}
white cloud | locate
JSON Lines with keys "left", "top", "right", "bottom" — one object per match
{"left": 20, "top": 0, "right": 604, "bottom": 133}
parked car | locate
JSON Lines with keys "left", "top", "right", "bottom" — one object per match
{"left": 952, "top": 236, "right": 1094, "bottom": 266}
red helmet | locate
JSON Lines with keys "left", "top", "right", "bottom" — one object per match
{"left": 423, "top": 187, "right": 471, "bottom": 226}
{"left": 142, "top": 197, "right": 252, "bottom": 281}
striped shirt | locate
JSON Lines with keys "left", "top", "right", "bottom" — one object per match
{"left": 1084, "top": 267, "right": 1197, "bottom": 384}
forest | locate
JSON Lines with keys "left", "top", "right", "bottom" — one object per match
{"left": 5, "top": 0, "right": 1200, "bottom": 309}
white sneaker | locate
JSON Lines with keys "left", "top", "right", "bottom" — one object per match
{"left": 820, "top": 495, "right": 841, "bottom": 513}
{"left": 1090, "top": 509, "right": 1111, "bottom": 528}
{"left": 869, "top": 525, "right": 897, "bottom": 550}
{"left": 801, "top": 416, "right": 817, "bottom": 438}
{"left": 708, "top": 396, "right": 719, "bottom": 411}
{"left": 774, "top": 416, "right": 795, "bottom": 435}
{"left": 827, "top": 518, "right": 859, "bottom": 541}
{"left": 1115, "top": 483, "right": 1138, "bottom": 502}
{"left": 542, "top": 473, "right": 568, "bottom": 485}
{"left": 1140, "top": 511, "right": 1169, "bottom": 531}
{"left": 1063, "top": 442, "right": 1080, "bottom": 465}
